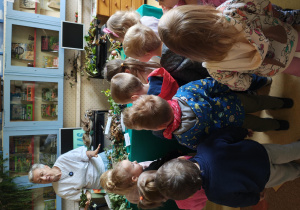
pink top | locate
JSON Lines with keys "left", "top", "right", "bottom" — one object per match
{"left": 175, "top": 156, "right": 208, "bottom": 210}
{"left": 175, "top": 189, "right": 208, "bottom": 210}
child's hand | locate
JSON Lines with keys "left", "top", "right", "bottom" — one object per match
{"left": 86, "top": 144, "right": 101, "bottom": 159}
{"left": 247, "top": 129, "right": 254, "bottom": 138}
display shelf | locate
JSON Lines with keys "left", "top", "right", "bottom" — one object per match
{"left": 6, "top": 0, "right": 65, "bottom": 27}
{"left": 4, "top": 75, "right": 63, "bottom": 128}
{"left": 5, "top": 20, "right": 63, "bottom": 76}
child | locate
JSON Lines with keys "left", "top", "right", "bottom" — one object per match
{"left": 104, "top": 10, "right": 159, "bottom": 42}
{"left": 158, "top": 3, "right": 300, "bottom": 91}
{"left": 123, "top": 77, "right": 292, "bottom": 150}
{"left": 155, "top": 127, "right": 300, "bottom": 208}
{"left": 100, "top": 151, "right": 182, "bottom": 203}
{"left": 158, "top": 0, "right": 300, "bottom": 25}
{"left": 123, "top": 24, "right": 162, "bottom": 63}
{"left": 103, "top": 57, "right": 161, "bottom": 84}
{"left": 123, "top": 23, "right": 272, "bottom": 89}
{"left": 137, "top": 170, "right": 207, "bottom": 209}
{"left": 110, "top": 68, "right": 179, "bottom": 104}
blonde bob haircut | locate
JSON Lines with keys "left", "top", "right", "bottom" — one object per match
{"left": 103, "top": 58, "right": 161, "bottom": 82}
{"left": 110, "top": 73, "right": 144, "bottom": 104}
{"left": 107, "top": 10, "right": 141, "bottom": 41}
{"left": 123, "top": 24, "right": 162, "bottom": 58}
{"left": 122, "top": 95, "right": 173, "bottom": 130}
{"left": 137, "top": 171, "right": 167, "bottom": 209}
{"left": 158, "top": 5, "right": 242, "bottom": 62}
{"left": 100, "top": 161, "right": 136, "bottom": 195}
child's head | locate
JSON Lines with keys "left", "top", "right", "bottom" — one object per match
{"left": 157, "top": 0, "right": 179, "bottom": 10}
{"left": 155, "top": 158, "right": 202, "bottom": 200}
{"left": 123, "top": 24, "right": 162, "bottom": 62}
{"left": 100, "top": 159, "right": 143, "bottom": 195}
{"left": 110, "top": 73, "right": 147, "bottom": 104}
{"left": 103, "top": 58, "right": 161, "bottom": 83}
{"left": 158, "top": 5, "right": 241, "bottom": 62}
{"left": 137, "top": 170, "right": 167, "bottom": 209}
{"left": 106, "top": 10, "right": 141, "bottom": 42}
{"left": 122, "top": 95, "right": 174, "bottom": 131}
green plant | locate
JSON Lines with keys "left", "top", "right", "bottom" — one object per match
{"left": 101, "top": 89, "right": 121, "bottom": 115}
{"left": 108, "top": 193, "right": 132, "bottom": 210}
{"left": 0, "top": 153, "right": 33, "bottom": 209}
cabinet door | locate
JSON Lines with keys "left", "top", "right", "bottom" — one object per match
{"left": 3, "top": 75, "right": 63, "bottom": 128}
{"left": 97, "top": 0, "right": 110, "bottom": 17}
{"left": 2, "top": 129, "right": 62, "bottom": 210}
{"left": 121, "top": 0, "right": 132, "bottom": 11}
{"left": 5, "top": 19, "right": 64, "bottom": 76}
{"left": 6, "top": 0, "right": 65, "bottom": 26}
{"left": 132, "top": 0, "right": 143, "bottom": 10}
{"left": 110, "top": 0, "right": 121, "bottom": 15}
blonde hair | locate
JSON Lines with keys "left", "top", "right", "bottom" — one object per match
{"left": 122, "top": 95, "right": 173, "bottom": 130}
{"left": 158, "top": 5, "right": 241, "bottom": 62}
{"left": 123, "top": 24, "right": 162, "bottom": 58}
{"left": 137, "top": 171, "right": 166, "bottom": 209}
{"left": 110, "top": 73, "right": 144, "bottom": 104}
{"left": 100, "top": 161, "right": 136, "bottom": 195}
{"left": 103, "top": 58, "right": 161, "bottom": 82}
{"left": 106, "top": 10, "right": 141, "bottom": 40}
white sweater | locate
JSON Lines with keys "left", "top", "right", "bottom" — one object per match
{"left": 52, "top": 147, "right": 105, "bottom": 201}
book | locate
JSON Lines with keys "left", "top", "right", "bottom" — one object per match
{"left": 41, "top": 36, "right": 59, "bottom": 51}
{"left": 19, "top": 0, "right": 35, "bottom": 9}
{"left": 44, "top": 199, "right": 56, "bottom": 210}
{"left": 43, "top": 56, "right": 59, "bottom": 68}
{"left": 42, "top": 88, "right": 58, "bottom": 101}
{"left": 11, "top": 43, "right": 34, "bottom": 61}
{"left": 41, "top": 104, "right": 57, "bottom": 117}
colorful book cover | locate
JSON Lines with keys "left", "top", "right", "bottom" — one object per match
{"left": 43, "top": 56, "right": 59, "bottom": 68}
{"left": 42, "top": 88, "right": 58, "bottom": 101}
{"left": 11, "top": 43, "right": 34, "bottom": 61}
{"left": 41, "top": 104, "right": 57, "bottom": 117}
{"left": 44, "top": 199, "right": 56, "bottom": 210}
{"left": 41, "top": 36, "right": 59, "bottom": 51}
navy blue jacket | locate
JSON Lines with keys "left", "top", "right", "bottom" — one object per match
{"left": 190, "top": 127, "right": 270, "bottom": 207}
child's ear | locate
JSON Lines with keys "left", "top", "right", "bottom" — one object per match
{"left": 132, "top": 176, "right": 138, "bottom": 182}
{"left": 131, "top": 95, "right": 140, "bottom": 101}
{"left": 125, "top": 69, "right": 131, "bottom": 74}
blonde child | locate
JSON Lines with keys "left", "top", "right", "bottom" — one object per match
{"left": 158, "top": 3, "right": 300, "bottom": 91}
{"left": 111, "top": 68, "right": 179, "bottom": 104}
{"left": 155, "top": 127, "right": 300, "bottom": 207}
{"left": 157, "top": 0, "right": 300, "bottom": 25}
{"left": 123, "top": 77, "right": 292, "bottom": 150}
{"left": 100, "top": 151, "right": 182, "bottom": 203}
{"left": 104, "top": 10, "right": 159, "bottom": 42}
{"left": 123, "top": 24, "right": 162, "bottom": 63}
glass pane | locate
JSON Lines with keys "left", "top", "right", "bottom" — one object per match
{"left": 13, "top": 0, "right": 60, "bottom": 18}
{"left": 9, "top": 134, "right": 57, "bottom": 177}
{"left": 32, "top": 187, "right": 57, "bottom": 210}
{"left": 10, "top": 80, "right": 58, "bottom": 122}
{"left": 11, "top": 25, "right": 59, "bottom": 69}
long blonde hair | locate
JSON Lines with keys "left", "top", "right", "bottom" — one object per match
{"left": 100, "top": 162, "right": 136, "bottom": 195}
{"left": 106, "top": 10, "right": 141, "bottom": 41}
{"left": 158, "top": 5, "right": 241, "bottom": 62}
{"left": 137, "top": 171, "right": 167, "bottom": 209}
